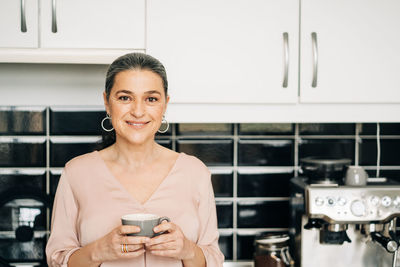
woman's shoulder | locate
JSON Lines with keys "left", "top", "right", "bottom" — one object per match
{"left": 178, "top": 152, "right": 210, "bottom": 177}
{"left": 64, "top": 150, "right": 99, "bottom": 172}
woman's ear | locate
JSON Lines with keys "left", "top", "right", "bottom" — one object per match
{"left": 103, "top": 91, "right": 110, "bottom": 114}
{"left": 164, "top": 95, "right": 170, "bottom": 113}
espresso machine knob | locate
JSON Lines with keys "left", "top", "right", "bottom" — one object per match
{"left": 381, "top": 196, "right": 392, "bottom": 207}
{"left": 393, "top": 196, "right": 400, "bottom": 207}
{"left": 350, "top": 200, "right": 366, "bottom": 217}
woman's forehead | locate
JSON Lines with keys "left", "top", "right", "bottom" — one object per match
{"left": 112, "top": 69, "right": 164, "bottom": 94}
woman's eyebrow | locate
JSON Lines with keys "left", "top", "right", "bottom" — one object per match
{"left": 144, "top": 90, "right": 161, "bottom": 95}
{"left": 115, "top": 89, "right": 162, "bottom": 95}
{"left": 115, "top": 89, "right": 133, "bottom": 95}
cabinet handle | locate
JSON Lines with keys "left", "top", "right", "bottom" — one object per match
{"left": 282, "top": 32, "right": 289, "bottom": 88}
{"left": 20, "top": 0, "right": 27, "bottom": 32}
{"left": 311, "top": 32, "right": 318, "bottom": 87}
{"left": 52, "top": 0, "right": 58, "bottom": 33}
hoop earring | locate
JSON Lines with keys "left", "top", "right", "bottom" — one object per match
{"left": 101, "top": 114, "right": 114, "bottom": 132}
{"left": 158, "top": 116, "right": 169, "bottom": 133}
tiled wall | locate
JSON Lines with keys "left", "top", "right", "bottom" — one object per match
{"left": 1, "top": 107, "right": 400, "bottom": 264}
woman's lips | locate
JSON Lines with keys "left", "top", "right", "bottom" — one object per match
{"left": 126, "top": 121, "right": 149, "bottom": 129}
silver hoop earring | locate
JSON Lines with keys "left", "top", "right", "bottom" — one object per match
{"left": 101, "top": 114, "right": 114, "bottom": 132}
{"left": 158, "top": 116, "right": 169, "bottom": 133}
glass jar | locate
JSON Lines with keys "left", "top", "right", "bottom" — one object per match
{"left": 254, "top": 234, "right": 294, "bottom": 267}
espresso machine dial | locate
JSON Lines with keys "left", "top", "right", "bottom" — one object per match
{"left": 350, "top": 200, "right": 366, "bottom": 217}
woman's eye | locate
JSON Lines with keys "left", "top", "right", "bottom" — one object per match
{"left": 147, "top": 97, "right": 158, "bottom": 102}
{"left": 118, "top": 96, "right": 130, "bottom": 101}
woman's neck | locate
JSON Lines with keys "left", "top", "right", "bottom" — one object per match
{"left": 109, "top": 137, "right": 162, "bottom": 168}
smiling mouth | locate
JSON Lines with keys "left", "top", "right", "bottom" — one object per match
{"left": 126, "top": 121, "right": 149, "bottom": 128}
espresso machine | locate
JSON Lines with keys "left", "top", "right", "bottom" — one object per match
{"left": 290, "top": 157, "right": 400, "bottom": 267}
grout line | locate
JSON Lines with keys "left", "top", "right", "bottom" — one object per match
{"left": 232, "top": 123, "right": 238, "bottom": 261}
{"left": 294, "top": 123, "right": 299, "bottom": 176}
{"left": 171, "top": 124, "right": 176, "bottom": 151}
{"left": 46, "top": 107, "right": 50, "bottom": 240}
{"left": 355, "top": 123, "right": 361, "bottom": 166}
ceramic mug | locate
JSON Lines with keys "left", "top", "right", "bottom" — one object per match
{"left": 121, "top": 213, "right": 170, "bottom": 237}
{"left": 344, "top": 166, "right": 368, "bottom": 186}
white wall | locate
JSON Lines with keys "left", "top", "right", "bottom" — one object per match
{"left": 0, "top": 63, "right": 107, "bottom": 107}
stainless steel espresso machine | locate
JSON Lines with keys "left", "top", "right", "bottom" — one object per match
{"left": 290, "top": 158, "right": 400, "bottom": 267}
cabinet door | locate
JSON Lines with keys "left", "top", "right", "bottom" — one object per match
{"left": 301, "top": 0, "right": 400, "bottom": 103}
{"left": 0, "top": 0, "right": 38, "bottom": 48}
{"left": 147, "top": 0, "right": 298, "bottom": 104}
{"left": 40, "top": 0, "right": 145, "bottom": 49}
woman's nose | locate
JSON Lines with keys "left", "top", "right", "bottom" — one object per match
{"left": 130, "top": 101, "right": 145, "bottom": 118}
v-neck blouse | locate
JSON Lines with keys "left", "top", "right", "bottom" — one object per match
{"left": 96, "top": 150, "right": 182, "bottom": 206}
{"left": 46, "top": 151, "right": 224, "bottom": 267}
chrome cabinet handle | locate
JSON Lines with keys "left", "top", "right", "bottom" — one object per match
{"left": 311, "top": 32, "right": 318, "bottom": 87}
{"left": 282, "top": 32, "right": 289, "bottom": 88}
{"left": 20, "top": 0, "right": 27, "bottom": 32}
{"left": 52, "top": 0, "right": 57, "bottom": 33}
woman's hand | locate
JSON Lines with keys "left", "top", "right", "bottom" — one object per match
{"left": 90, "top": 225, "right": 150, "bottom": 263}
{"left": 145, "top": 221, "right": 196, "bottom": 260}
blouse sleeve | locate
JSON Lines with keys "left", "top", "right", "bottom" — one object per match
{"left": 46, "top": 168, "right": 81, "bottom": 267}
{"left": 196, "top": 170, "right": 225, "bottom": 266}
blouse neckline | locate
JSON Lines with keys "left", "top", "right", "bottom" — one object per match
{"left": 94, "top": 150, "right": 184, "bottom": 206}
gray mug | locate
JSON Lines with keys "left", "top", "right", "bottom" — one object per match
{"left": 345, "top": 166, "right": 368, "bottom": 186}
{"left": 121, "top": 213, "right": 170, "bottom": 237}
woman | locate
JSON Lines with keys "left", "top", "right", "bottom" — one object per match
{"left": 46, "top": 53, "right": 224, "bottom": 267}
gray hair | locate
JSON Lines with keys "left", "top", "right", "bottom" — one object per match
{"left": 105, "top": 53, "right": 168, "bottom": 101}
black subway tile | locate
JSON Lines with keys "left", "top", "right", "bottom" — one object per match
{"left": 237, "top": 200, "right": 290, "bottom": 228}
{"left": 0, "top": 141, "right": 46, "bottom": 167}
{"left": 360, "top": 139, "right": 400, "bottom": 166}
{"left": 0, "top": 238, "right": 45, "bottom": 261}
{"left": 212, "top": 173, "right": 233, "bottom": 197}
{"left": 50, "top": 110, "right": 105, "bottom": 135}
{"left": 177, "top": 139, "right": 233, "bottom": 166}
{"left": 238, "top": 172, "right": 294, "bottom": 197}
{"left": 218, "top": 234, "right": 233, "bottom": 260}
{"left": 177, "top": 124, "right": 232, "bottom": 136}
{"left": 239, "top": 123, "right": 294, "bottom": 135}
{"left": 0, "top": 172, "right": 45, "bottom": 196}
{"left": 50, "top": 172, "right": 61, "bottom": 196}
{"left": 238, "top": 139, "right": 294, "bottom": 166}
{"left": 155, "top": 139, "right": 172, "bottom": 149}
{"left": 0, "top": 198, "right": 47, "bottom": 231}
{"left": 366, "top": 169, "right": 400, "bottom": 181}
{"left": 237, "top": 234, "right": 256, "bottom": 260}
{"left": 50, "top": 141, "right": 98, "bottom": 167}
{"left": 361, "top": 123, "right": 400, "bottom": 135}
{"left": 299, "top": 139, "right": 355, "bottom": 163}
{"left": 216, "top": 201, "right": 233, "bottom": 228}
{"left": 299, "top": 123, "right": 355, "bottom": 135}
{"left": 0, "top": 108, "right": 46, "bottom": 135}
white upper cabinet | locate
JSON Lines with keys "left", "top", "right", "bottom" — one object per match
{"left": 300, "top": 0, "right": 400, "bottom": 103}
{"left": 39, "top": 0, "right": 145, "bottom": 49}
{"left": 0, "top": 0, "right": 38, "bottom": 48}
{"left": 147, "top": 0, "right": 299, "bottom": 104}
{"left": 0, "top": 0, "right": 145, "bottom": 50}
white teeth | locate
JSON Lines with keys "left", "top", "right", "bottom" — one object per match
{"left": 128, "top": 122, "right": 145, "bottom": 126}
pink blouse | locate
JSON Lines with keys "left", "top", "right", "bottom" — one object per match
{"left": 46, "top": 151, "right": 224, "bottom": 267}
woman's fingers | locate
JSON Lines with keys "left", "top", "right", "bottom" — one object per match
{"left": 146, "top": 240, "right": 176, "bottom": 251}
{"left": 122, "top": 236, "right": 150, "bottom": 245}
{"left": 118, "top": 225, "right": 141, "bottom": 235}
{"left": 153, "top": 221, "right": 175, "bottom": 234}
{"left": 120, "top": 248, "right": 146, "bottom": 258}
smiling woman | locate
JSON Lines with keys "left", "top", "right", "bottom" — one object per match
{"left": 45, "top": 53, "right": 224, "bottom": 267}
{"left": 100, "top": 53, "right": 169, "bottom": 148}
